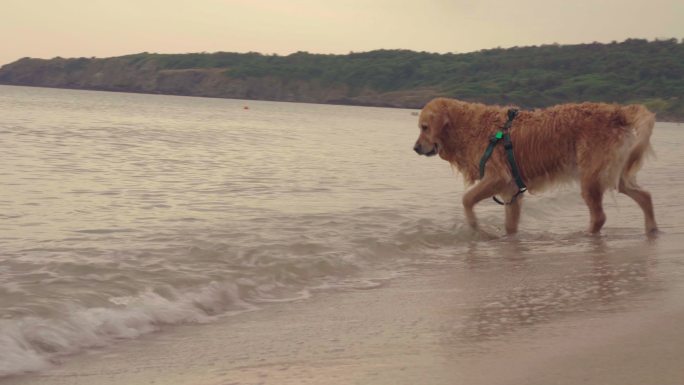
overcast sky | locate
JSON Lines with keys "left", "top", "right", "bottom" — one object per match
{"left": 2, "top": 0, "right": 683, "bottom": 65}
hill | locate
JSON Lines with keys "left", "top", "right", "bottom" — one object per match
{"left": 1, "top": 38, "right": 682, "bottom": 120}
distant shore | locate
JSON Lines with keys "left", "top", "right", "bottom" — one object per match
{"left": 0, "top": 83, "right": 426, "bottom": 110}
{"left": 1, "top": 39, "right": 682, "bottom": 121}
{"left": 1, "top": 83, "right": 681, "bottom": 123}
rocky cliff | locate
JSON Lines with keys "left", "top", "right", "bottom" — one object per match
{"left": 0, "top": 56, "right": 434, "bottom": 108}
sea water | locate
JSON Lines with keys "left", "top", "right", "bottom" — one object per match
{"left": 1, "top": 85, "right": 683, "bottom": 377}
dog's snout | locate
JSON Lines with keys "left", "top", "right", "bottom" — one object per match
{"left": 413, "top": 143, "right": 421, "bottom": 154}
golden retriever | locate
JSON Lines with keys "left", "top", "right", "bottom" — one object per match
{"left": 413, "top": 98, "right": 657, "bottom": 235}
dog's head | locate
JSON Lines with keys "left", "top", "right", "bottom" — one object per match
{"left": 413, "top": 98, "right": 450, "bottom": 157}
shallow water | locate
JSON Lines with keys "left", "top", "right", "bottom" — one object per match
{"left": 1, "top": 85, "right": 683, "bottom": 377}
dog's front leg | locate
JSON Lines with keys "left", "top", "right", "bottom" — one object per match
{"left": 462, "top": 177, "right": 505, "bottom": 230}
{"left": 504, "top": 195, "right": 523, "bottom": 235}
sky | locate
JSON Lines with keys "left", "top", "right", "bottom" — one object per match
{"left": 2, "top": 0, "right": 683, "bottom": 65}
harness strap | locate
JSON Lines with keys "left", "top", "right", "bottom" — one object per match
{"left": 478, "top": 131, "right": 502, "bottom": 179}
{"left": 478, "top": 108, "right": 527, "bottom": 205}
{"left": 503, "top": 131, "right": 526, "bottom": 191}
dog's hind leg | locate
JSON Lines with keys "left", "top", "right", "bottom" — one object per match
{"left": 462, "top": 177, "right": 506, "bottom": 230}
{"left": 581, "top": 177, "right": 607, "bottom": 234}
{"left": 618, "top": 178, "right": 658, "bottom": 234}
{"left": 618, "top": 104, "right": 656, "bottom": 234}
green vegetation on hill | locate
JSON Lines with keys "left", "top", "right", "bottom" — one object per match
{"left": 1, "top": 38, "right": 683, "bottom": 120}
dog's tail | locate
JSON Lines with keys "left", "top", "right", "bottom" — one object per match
{"left": 621, "top": 104, "right": 656, "bottom": 187}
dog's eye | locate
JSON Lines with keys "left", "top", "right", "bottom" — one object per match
{"left": 421, "top": 124, "right": 428, "bottom": 132}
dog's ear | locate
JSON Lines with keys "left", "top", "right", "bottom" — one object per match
{"left": 439, "top": 108, "right": 451, "bottom": 135}
{"left": 442, "top": 114, "right": 450, "bottom": 131}
{"left": 438, "top": 99, "right": 451, "bottom": 133}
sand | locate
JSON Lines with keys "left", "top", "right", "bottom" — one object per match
{"left": 3, "top": 257, "right": 684, "bottom": 385}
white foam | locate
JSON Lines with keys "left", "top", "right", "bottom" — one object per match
{"left": 0, "top": 281, "right": 253, "bottom": 378}
{"left": 0, "top": 327, "right": 51, "bottom": 377}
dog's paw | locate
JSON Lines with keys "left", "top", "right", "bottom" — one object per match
{"left": 646, "top": 227, "right": 661, "bottom": 238}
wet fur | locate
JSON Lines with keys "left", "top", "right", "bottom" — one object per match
{"left": 414, "top": 98, "right": 657, "bottom": 234}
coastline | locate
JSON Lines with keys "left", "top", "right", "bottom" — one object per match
{"left": 2, "top": 84, "right": 683, "bottom": 123}
{"left": 3, "top": 258, "right": 684, "bottom": 385}
{"left": 0, "top": 83, "right": 425, "bottom": 110}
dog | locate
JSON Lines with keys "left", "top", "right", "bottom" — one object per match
{"left": 413, "top": 97, "right": 657, "bottom": 235}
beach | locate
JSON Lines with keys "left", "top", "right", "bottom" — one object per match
{"left": 4, "top": 246, "right": 684, "bottom": 385}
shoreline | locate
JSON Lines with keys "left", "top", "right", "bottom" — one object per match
{"left": 3, "top": 257, "right": 684, "bottom": 385}
{"left": 2, "top": 83, "right": 683, "bottom": 123}
{"left": 0, "top": 83, "right": 424, "bottom": 110}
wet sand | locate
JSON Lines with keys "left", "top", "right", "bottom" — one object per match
{"left": 4, "top": 236, "right": 684, "bottom": 385}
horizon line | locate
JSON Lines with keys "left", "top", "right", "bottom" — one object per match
{"left": 3, "top": 36, "right": 682, "bottom": 66}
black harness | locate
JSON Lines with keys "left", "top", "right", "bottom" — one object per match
{"left": 478, "top": 108, "right": 527, "bottom": 205}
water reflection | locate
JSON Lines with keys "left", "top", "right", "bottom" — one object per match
{"left": 455, "top": 236, "right": 660, "bottom": 344}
